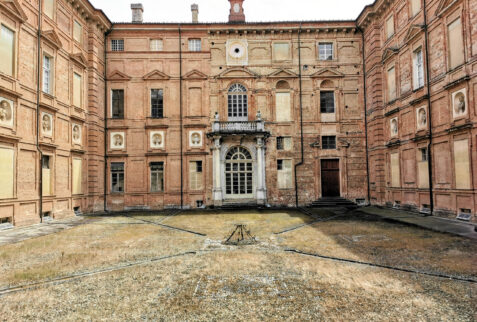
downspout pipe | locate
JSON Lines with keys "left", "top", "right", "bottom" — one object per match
{"left": 36, "top": 0, "right": 43, "bottom": 223}
{"left": 357, "top": 26, "right": 371, "bottom": 204}
{"left": 179, "top": 25, "right": 184, "bottom": 209}
{"left": 103, "top": 28, "right": 112, "bottom": 213}
{"left": 423, "top": 1, "right": 434, "bottom": 215}
{"left": 294, "top": 25, "right": 304, "bottom": 207}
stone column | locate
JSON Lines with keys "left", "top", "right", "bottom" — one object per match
{"left": 212, "top": 136, "right": 223, "bottom": 206}
{"left": 256, "top": 136, "right": 267, "bottom": 205}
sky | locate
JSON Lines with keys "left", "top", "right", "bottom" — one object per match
{"left": 89, "top": 0, "right": 375, "bottom": 23}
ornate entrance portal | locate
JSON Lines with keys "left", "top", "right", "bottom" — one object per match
{"left": 225, "top": 147, "right": 253, "bottom": 197}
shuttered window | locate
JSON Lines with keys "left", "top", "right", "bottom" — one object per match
{"left": 73, "top": 21, "right": 82, "bottom": 44}
{"left": 411, "top": 0, "right": 421, "bottom": 16}
{"left": 43, "top": 56, "right": 53, "bottom": 94}
{"left": 0, "top": 148, "right": 14, "bottom": 199}
{"left": 277, "top": 160, "right": 292, "bottom": 189}
{"left": 44, "top": 0, "right": 55, "bottom": 18}
{"left": 386, "top": 16, "right": 394, "bottom": 39}
{"left": 0, "top": 25, "right": 15, "bottom": 76}
{"left": 190, "top": 161, "right": 203, "bottom": 190}
{"left": 73, "top": 73, "right": 82, "bottom": 108}
{"left": 448, "top": 18, "right": 464, "bottom": 69}
{"left": 72, "top": 158, "right": 82, "bottom": 195}
{"left": 387, "top": 66, "right": 396, "bottom": 101}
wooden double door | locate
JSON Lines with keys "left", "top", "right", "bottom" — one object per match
{"left": 321, "top": 159, "right": 340, "bottom": 197}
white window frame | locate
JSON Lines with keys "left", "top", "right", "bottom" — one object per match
{"left": 413, "top": 47, "right": 424, "bottom": 90}
{"left": 318, "top": 43, "right": 334, "bottom": 61}
{"left": 0, "top": 24, "right": 15, "bottom": 77}
{"left": 42, "top": 55, "right": 53, "bottom": 94}
{"left": 150, "top": 39, "right": 163, "bottom": 51}
{"left": 188, "top": 39, "right": 201, "bottom": 52}
{"left": 111, "top": 39, "right": 124, "bottom": 52}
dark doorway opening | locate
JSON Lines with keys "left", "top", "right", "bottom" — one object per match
{"left": 321, "top": 159, "right": 340, "bottom": 197}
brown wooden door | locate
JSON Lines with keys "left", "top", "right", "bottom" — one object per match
{"left": 321, "top": 159, "right": 340, "bottom": 197}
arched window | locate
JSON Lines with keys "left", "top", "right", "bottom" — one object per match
{"left": 228, "top": 84, "right": 248, "bottom": 121}
{"left": 225, "top": 147, "right": 253, "bottom": 196}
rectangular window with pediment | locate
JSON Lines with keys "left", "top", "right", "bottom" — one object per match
{"left": 112, "top": 89, "right": 124, "bottom": 119}
{"left": 43, "top": 55, "right": 53, "bottom": 94}
{"left": 387, "top": 66, "right": 396, "bottom": 101}
{"left": 73, "top": 72, "right": 82, "bottom": 108}
{"left": 151, "top": 89, "right": 164, "bottom": 118}
{"left": 386, "top": 15, "right": 394, "bottom": 39}
{"left": 0, "top": 25, "right": 15, "bottom": 76}
{"left": 413, "top": 48, "right": 424, "bottom": 89}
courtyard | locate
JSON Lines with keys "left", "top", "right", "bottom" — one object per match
{"left": 0, "top": 208, "right": 476, "bottom": 320}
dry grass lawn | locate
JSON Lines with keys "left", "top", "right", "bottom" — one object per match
{"left": 0, "top": 209, "right": 475, "bottom": 321}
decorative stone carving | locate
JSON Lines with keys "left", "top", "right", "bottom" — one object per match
{"left": 416, "top": 107, "right": 427, "bottom": 129}
{"left": 190, "top": 131, "right": 202, "bottom": 147}
{"left": 390, "top": 118, "right": 398, "bottom": 137}
{"left": 226, "top": 40, "right": 248, "bottom": 66}
{"left": 41, "top": 112, "right": 53, "bottom": 137}
{"left": 452, "top": 89, "right": 467, "bottom": 118}
{"left": 0, "top": 97, "right": 13, "bottom": 127}
{"left": 111, "top": 132, "right": 125, "bottom": 149}
{"left": 150, "top": 131, "right": 164, "bottom": 149}
{"left": 72, "top": 124, "right": 82, "bottom": 144}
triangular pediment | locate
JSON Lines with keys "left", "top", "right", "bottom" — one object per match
{"left": 403, "top": 25, "right": 424, "bottom": 44}
{"left": 311, "top": 68, "right": 344, "bottom": 78}
{"left": 143, "top": 70, "right": 170, "bottom": 80}
{"left": 42, "top": 30, "right": 62, "bottom": 49}
{"left": 216, "top": 67, "right": 259, "bottom": 79}
{"left": 107, "top": 70, "right": 131, "bottom": 81}
{"left": 268, "top": 69, "right": 298, "bottom": 78}
{"left": 0, "top": 0, "right": 27, "bottom": 22}
{"left": 381, "top": 47, "right": 399, "bottom": 63}
{"left": 436, "top": 0, "right": 459, "bottom": 17}
{"left": 70, "top": 53, "right": 87, "bottom": 68}
{"left": 183, "top": 69, "right": 208, "bottom": 80}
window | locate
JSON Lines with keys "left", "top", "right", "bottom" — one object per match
{"left": 420, "top": 148, "right": 428, "bottom": 162}
{"left": 413, "top": 48, "right": 424, "bottom": 89}
{"left": 151, "top": 89, "right": 164, "bottom": 118}
{"left": 44, "top": 0, "right": 55, "bottom": 19}
{"left": 386, "top": 15, "right": 394, "bottom": 39}
{"left": 276, "top": 80, "right": 291, "bottom": 122}
{"left": 228, "top": 84, "right": 248, "bottom": 121}
{"left": 111, "top": 162, "right": 124, "bottom": 193}
{"left": 225, "top": 147, "right": 253, "bottom": 195}
{"left": 447, "top": 18, "right": 464, "bottom": 69}
{"left": 72, "top": 158, "right": 82, "bottom": 195}
{"left": 111, "top": 39, "right": 124, "bottom": 52}
{"left": 150, "top": 162, "right": 164, "bottom": 192}
{"left": 73, "top": 21, "right": 82, "bottom": 44}
{"left": 320, "top": 91, "right": 335, "bottom": 113}
{"left": 150, "top": 39, "right": 163, "bottom": 51}
{"left": 277, "top": 159, "right": 292, "bottom": 189}
{"left": 43, "top": 55, "right": 52, "bottom": 94}
{"left": 0, "top": 25, "right": 15, "bottom": 76}
{"left": 0, "top": 147, "right": 14, "bottom": 199}
{"left": 190, "top": 161, "right": 203, "bottom": 190}
{"left": 73, "top": 72, "right": 82, "bottom": 108}
{"left": 322, "top": 136, "right": 336, "bottom": 150}
{"left": 277, "top": 137, "right": 292, "bottom": 151}
{"left": 112, "top": 89, "right": 124, "bottom": 119}
{"left": 410, "top": 0, "right": 421, "bottom": 16}
{"left": 42, "top": 155, "right": 52, "bottom": 196}
{"left": 319, "top": 43, "right": 333, "bottom": 60}
{"left": 188, "top": 39, "right": 201, "bottom": 51}
{"left": 387, "top": 66, "right": 396, "bottom": 101}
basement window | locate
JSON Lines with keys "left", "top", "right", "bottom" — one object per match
{"left": 0, "top": 217, "right": 13, "bottom": 230}
{"left": 74, "top": 207, "right": 81, "bottom": 215}
{"left": 456, "top": 209, "right": 472, "bottom": 221}
{"left": 42, "top": 212, "right": 52, "bottom": 221}
{"left": 196, "top": 200, "right": 204, "bottom": 208}
{"left": 393, "top": 201, "right": 401, "bottom": 209}
{"left": 420, "top": 204, "right": 431, "bottom": 214}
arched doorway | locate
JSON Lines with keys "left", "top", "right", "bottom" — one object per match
{"left": 225, "top": 146, "right": 253, "bottom": 197}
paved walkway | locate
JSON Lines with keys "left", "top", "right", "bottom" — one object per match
{"left": 0, "top": 216, "right": 89, "bottom": 246}
{"left": 358, "top": 206, "right": 477, "bottom": 240}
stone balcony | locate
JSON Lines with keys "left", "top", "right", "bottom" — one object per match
{"left": 210, "top": 119, "right": 269, "bottom": 136}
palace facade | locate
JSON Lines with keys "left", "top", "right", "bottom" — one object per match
{"left": 0, "top": 0, "right": 476, "bottom": 226}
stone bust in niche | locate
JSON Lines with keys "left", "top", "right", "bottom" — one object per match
{"left": 0, "top": 99, "right": 12, "bottom": 123}
{"left": 418, "top": 108, "right": 427, "bottom": 127}
{"left": 152, "top": 133, "right": 162, "bottom": 146}
{"left": 73, "top": 125, "right": 81, "bottom": 142}
{"left": 113, "top": 134, "right": 123, "bottom": 147}
{"left": 390, "top": 119, "right": 398, "bottom": 136}
{"left": 191, "top": 132, "right": 201, "bottom": 145}
{"left": 454, "top": 92, "right": 466, "bottom": 115}
{"left": 42, "top": 114, "right": 52, "bottom": 133}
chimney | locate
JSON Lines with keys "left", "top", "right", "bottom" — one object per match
{"left": 131, "top": 3, "right": 144, "bottom": 23}
{"left": 191, "top": 4, "right": 199, "bottom": 23}
{"left": 229, "top": 0, "right": 245, "bottom": 23}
